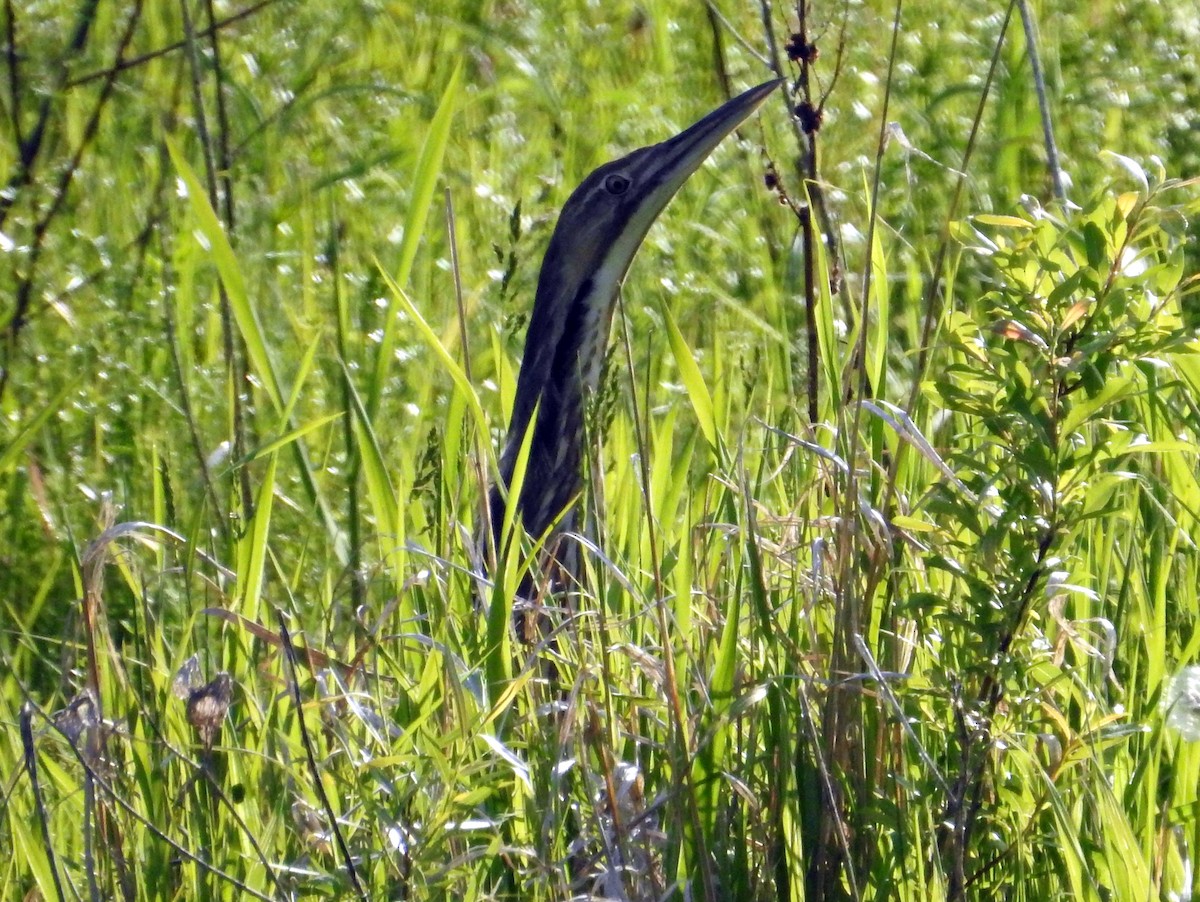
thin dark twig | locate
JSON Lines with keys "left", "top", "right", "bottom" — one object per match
{"left": 180, "top": 0, "right": 254, "bottom": 522}
{"left": 326, "top": 206, "right": 367, "bottom": 609}
{"left": 790, "top": 0, "right": 829, "bottom": 249}
{"left": 758, "top": 0, "right": 848, "bottom": 422}
{"left": 277, "top": 613, "right": 370, "bottom": 901}
{"left": 20, "top": 705, "right": 67, "bottom": 902}
{"left": 943, "top": 685, "right": 971, "bottom": 891}
{"left": 813, "top": 1, "right": 903, "bottom": 893}
{"left": 1016, "top": 0, "right": 1066, "bottom": 202}
{"left": 905, "top": 1, "right": 1017, "bottom": 397}
{"left": 947, "top": 523, "right": 1058, "bottom": 892}
{"left": 817, "top": 0, "right": 851, "bottom": 110}
{"left": 200, "top": 0, "right": 256, "bottom": 524}
{"left": 164, "top": 263, "right": 231, "bottom": 540}
{"left": 67, "top": 0, "right": 280, "bottom": 88}
{"left": 203, "top": 0, "right": 237, "bottom": 232}
{"left": 703, "top": 1, "right": 732, "bottom": 99}
{"left": 701, "top": 1, "right": 771, "bottom": 67}
{"left": 781, "top": 0, "right": 845, "bottom": 294}
{"left": 83, "top": 751, "right": 100, "bottom": 902}
{"left": 1, "top": 0, "right": 143, "bottom": 400}
{"left": 178, "top": 0, "right": 220, "bottom": 332}
{"left": 445, "top": 188, "right": 495, "bottom": 568}
{"left": 10, "top": 49, "right": 178, "bottom": 334}
{"left": 0, "top": 0, "right": 101, "bottom": 230}
{"left": 24, "top": 0, "right": 143, "bottom": 237}
{"left": 846, "top": 0, "right": 903, "bottom": 446}
{"left": 4, "top": 0, "right": 23, "bottom": 147}
{"left": 759, "top": 0, "right": 821, "bottom": 420}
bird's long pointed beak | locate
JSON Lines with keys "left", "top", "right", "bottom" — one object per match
{"left": 602, "top": 77, "right": 783, "bottom": 276}
{"left": 644, "top": 77, "right": 783, "bottom": 200}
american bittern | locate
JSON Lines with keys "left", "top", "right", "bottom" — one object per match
{"left": 489, "top": 79, "right": 780, "bottom": 585}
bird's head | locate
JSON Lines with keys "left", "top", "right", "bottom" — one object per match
{"left": 539, "top": 79, "right": 782, "bottom": 332}
{"left": 514, "top": 78, "right": 783, "bottom": 428}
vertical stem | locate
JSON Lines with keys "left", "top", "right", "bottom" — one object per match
{"left": 1017, "top": 0, "right": 1067, "bottom": 202}
{"left": 180, "top": 0, "right": 253, "bottom": 522}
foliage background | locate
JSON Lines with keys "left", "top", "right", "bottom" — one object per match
{"left": 2, "top": 0, "right": 1199, "bottom": 899}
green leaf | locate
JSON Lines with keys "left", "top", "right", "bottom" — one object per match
{"left": 244, "top": 413, "right": 344, "bottom": 462}
{"left": 0, "top": 380, "right": 76, "bottom": 474}
{"left": 1101, "top": 150, "right": 1149, "bottom": 191}
{"left": 974, "top": 213, "right": 1034, "bottom": 228}
{"left": 1082, "top": 221, "right": 1107, "bottom": 271}
{"left": 661, "top": 301, "right": 718, "bottom": 451}
{"left": 236, "top": 453, "right": 277, "bottom": 618}
{"left": 370, "top": 62, "right": 463, "bottom": 418}
{"left": 1060, "top": 367, "right": 1132, "bottom": 438}
{"left": 340, "top": 360, "right": 400, "bottom": 548}
{"left": 166, "top": 137, "right": 283, "bottom": 413}
{"left": 377, "top": 266, "right": 490, "bottom": 451}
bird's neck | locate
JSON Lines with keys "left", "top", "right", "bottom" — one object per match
{"left": 494, "top": 273, "right": 622, "bottom": 542}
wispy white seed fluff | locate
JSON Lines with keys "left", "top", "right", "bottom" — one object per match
{"left": 1161, "top": 666, "right": 1200, "bottom": 741}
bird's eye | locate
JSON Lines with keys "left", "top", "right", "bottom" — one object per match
{"left": 604, "top": 173, "right": 631, "bottom": 195}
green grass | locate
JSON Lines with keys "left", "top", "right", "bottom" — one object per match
{"left": 2, "top": 0, "right": 1200, "bottom": 899}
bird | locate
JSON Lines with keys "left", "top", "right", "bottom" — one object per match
{"left": 488, "top": 78, "right": 781, "bottom": 596}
